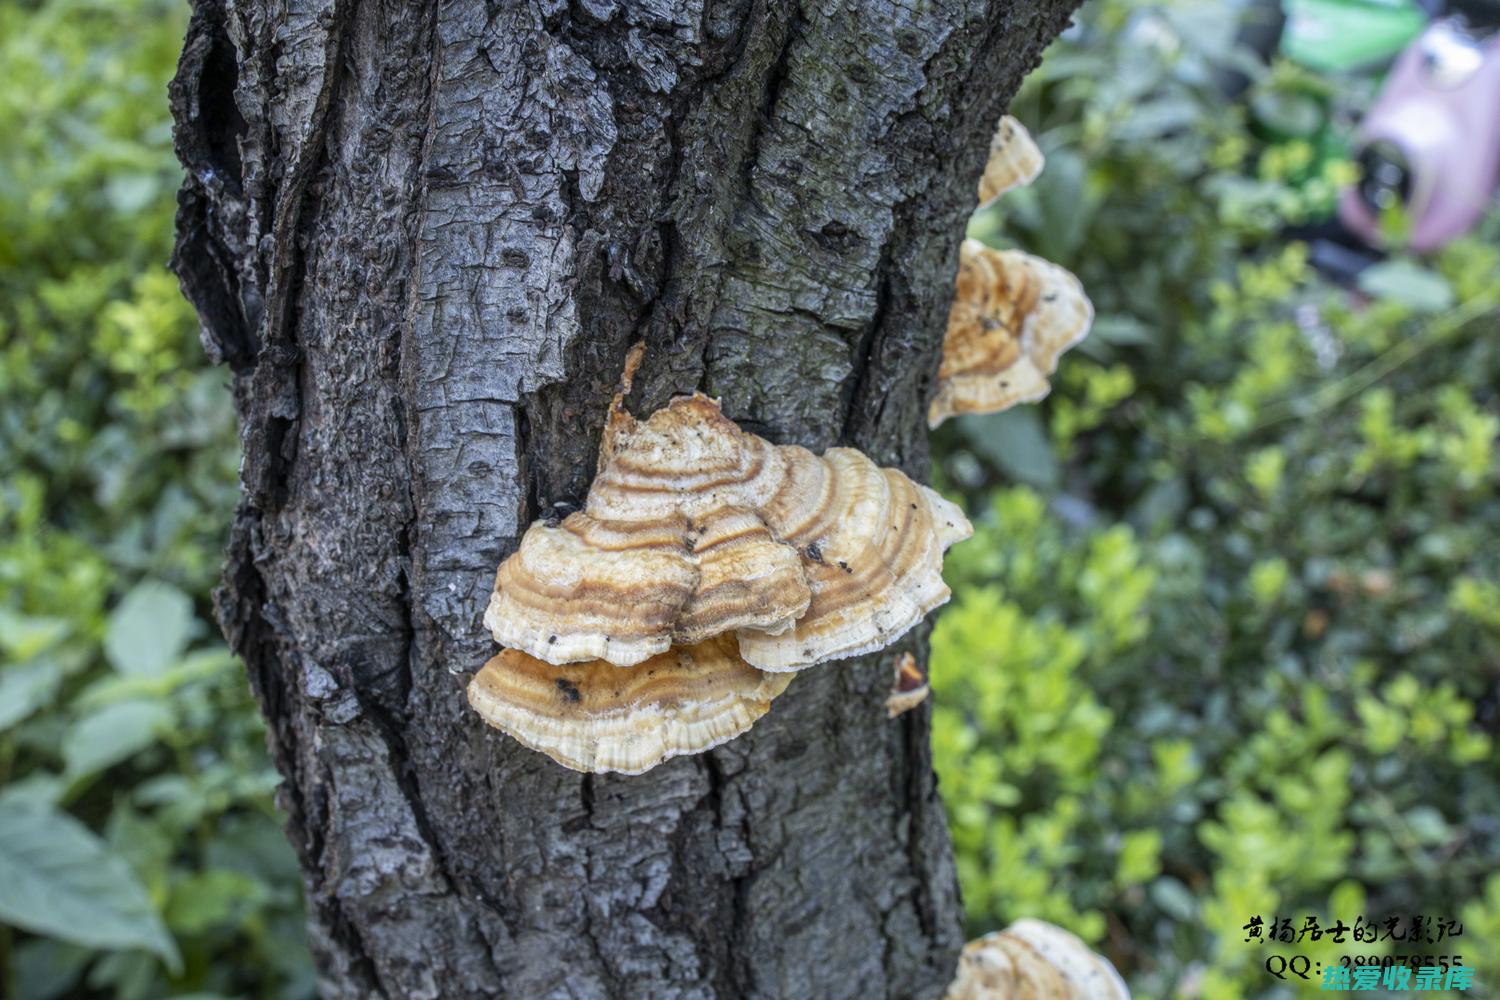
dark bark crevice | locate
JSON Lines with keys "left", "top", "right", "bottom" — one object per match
{"left": 172, "top": 1, "right": 1081, "bottom": 996}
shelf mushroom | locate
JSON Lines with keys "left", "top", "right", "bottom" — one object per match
{"left": 485, "top": 504, "right": 811, "bottom": 668}
{"left": 484, "top": 393, "right": 971, "bottom": 672}
{"left": 467, "top": 635, "right": 790, "bottom": 775}
{"left": 977, "top": 115, "right": 1044, "bottom": 208}
{"left": 928, "top": 240, "right": 1094, "bottom": 428}
{"left": 472, "top": 371, "right": 973, "bottom": 772}
{"left": 930, "top": 114, "right": 1094, "bottom": 429}
{"left": 945, "top": 919, "right": 1131, "bottom": 1000}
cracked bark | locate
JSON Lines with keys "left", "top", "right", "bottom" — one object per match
{"left": 170, "top": 1, "right": 1079, "bottom": 996}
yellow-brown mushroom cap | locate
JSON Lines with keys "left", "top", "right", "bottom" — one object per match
{"left": 885, "top": 652, "right": 930, "bottom": 718}
{"left": 977, "top": 115, "right": 1044, "bottom": 208}
{"left": 1002, "top": 919, "right": 1130, "bottom": 999}
{"left": 484, "top": 507, "right": 811, "bottom": 667}
{"left": 736, "top": 447, "right": 972, "bottom": 670}
{"left": 589, "top": 393, "right": 785, "bottom": 520}
{"left": 928, "top": 241, "right": 1093, "bottom": 429}
{"left": 487, "top": 393, "right": 971, "bottom": 671}
{"left": 944, "top": 920, "right": 1131, "bottom": 1000}
{"left": 466, "top": 635, "right": 792, "bottom": 774}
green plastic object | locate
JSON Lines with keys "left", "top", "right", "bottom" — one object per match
{"left": 1281, "top": 0, "right": 1430, "bottom": 72}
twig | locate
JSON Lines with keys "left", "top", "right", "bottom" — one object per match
{"left": 1253, "top": 294, "right": 1500, "bottom": 432}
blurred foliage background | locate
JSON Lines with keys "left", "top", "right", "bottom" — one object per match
{"left": 0, "top": 0, "right": 1495, "bottom": 998}
{"left": 0, "top": 1, "right": 311, "bottom": 998}
{"left": 930, "top": 1, "right": 1500, "bottom": 998}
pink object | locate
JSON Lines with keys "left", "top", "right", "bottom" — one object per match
{"left": 1339, "top": 19, "right": 1500, "bottom": 252}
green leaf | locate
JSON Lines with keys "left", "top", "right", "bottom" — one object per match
{"left": 1358, "top": 260, "right": 1455, "bottom": 314}
{"left": 1033, "top": 148, "right": 1093, "bottom": 259}
{"left": 1150, "top": 876, "right": 1200, "bottom": 921}
{"left": 1250, "top": 89, "right": 1326, "bottom": 138}
{"left": 1090, "top": 314, "right": 1157, "bottom": 348}
{"left": 0, "top": 608, "right": 71, "bottom": 660}
{"left": 74, "top": 646, "right": 237, "bottom": 711}
{"left": 104, "top": 173, "right": 161, "bottom": 215}
{"left": 166, "top": 868, "right": 269, "bottom": 935}
{"left": 0, "top": 659, "right": 63, "bottom": 731}
{"left": 12, "top": 938, "right": 90, "bottom": 1000}
{"left": 0, "top": 802, "right": 180, "bottom": 969}
{"left": 103, "top": 580, "right": 196, "bottom": 677}
{"left": 957, "top": 408, "right": 1059, "bottom": 489}
{"left": 62, "top": 699, "right": 172, "bottom": 777}
{"left": 1404, "top": 806, "right": 1451, "bottom": 846}
{"left": 0, "top": 776, "right": 65, "bottom": 812}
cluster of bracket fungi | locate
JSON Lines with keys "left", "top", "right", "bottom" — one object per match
{"left": 468, "top": 373, "right": 971, "bottom": 773}
{"left": 930, "top": 116, "right": 1095, "bottom": 428}
{"left": 944, "top": 919, "right": 1130, "bottom": 999}
{"left": 467, "top": 116, "right": 1093, "bottom": 774}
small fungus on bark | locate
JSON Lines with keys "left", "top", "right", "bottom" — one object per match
{"left": 928, "top": 240, "right": 1094, "bottom": 428}
{"left": 977, "top": 115, "right": 1045, "bottom": 208}
{"left": 884, "top": 651, "right": 930, "bottom": 718}
{"left": 944, "top": 918, "right": 1131, "bottom": 1000}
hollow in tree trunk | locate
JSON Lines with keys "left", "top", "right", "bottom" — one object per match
{"left": 169, "top": 1, "right": 1080, "bottom": 996}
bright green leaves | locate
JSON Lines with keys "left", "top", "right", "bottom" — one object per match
{"left": 103, "top": 581, "right": 197, "bottom": 679}
{"left": 931, "top": 488, "right": 1152, "bottom": 942}
{"left": 934, "top": 2, "right": 1500, "bottom": 997}
{"left": 1358, "top": 259, "right": 1455, "bottom": 314}
{"left": 0, "top": 2, "right": 307, "bottom": 997}
{"left": 0, "top": 802, "right": 179, "bottom": 969}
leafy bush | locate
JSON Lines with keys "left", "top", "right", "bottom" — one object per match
{"left": 933, "top": 2, "right": 1500, "bottom": 997}
{"left": 0, "top": 2, "right": 312, "bottom": 997}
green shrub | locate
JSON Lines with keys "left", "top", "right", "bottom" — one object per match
{"left": 0, "top": 2, "right": 311, "bottom": 997}
{"left": 934, "top": 2, "right": 1500, "bottom": 997}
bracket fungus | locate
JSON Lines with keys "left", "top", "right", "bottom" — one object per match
{"left": 928, "top": 240, "right": 1094, "bottom": 428}
{"left": 945, "top": 919, "right": 1131, "bottom": 1000}
{"left": 474, "top": 360, "right": 972, "bottom": 772}
{"left": 885, "top": 652, "right": 930, "bottom": 718}
{"left": 977, "top": 115, "right": 1044, "bottom": 208}
{"left": 484, "top": 505, "right": 811, "bottom": 667}
{"left": 467, "top": 635, "right": 791, "bottom": 775}
{"left": 484, "top": 392, "right": 971, "bottom": 672}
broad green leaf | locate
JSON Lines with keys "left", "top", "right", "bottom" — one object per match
{"left": 1150, "top": 876, "right": 1200, "bottom": 921}
{"left": 0, "top": 607, "right": 70, "bottom": 660}
{"left": 103, "top": 580, "right": 196, "bottom": 677}
{"left": 0, "top": 802, "right": 180, "bottom": 969}
{"left": 85, "top": 949, "right": 158, "bottom": 996}
{"left": 1404, "top": 805, "right": 1451, "bottom": 846}
{"left": 957, "top": 409, "right": 1059, "bottom": 489}
{"left": 63, "top": 699, "right": 171, "bottom": 777}
{"left": 1250, "top": 89, "right": 1325, "bottom": 138}
{"left": 166, "top": 868, "right": 269, "bottom": 935}
{"left": 13, "top": 938, "right": 90, "bottom": 1000}
{"left": 1090, "top": 314, "right": 1157, "bottom": 348}
{"left": 1358, "top": 259, "right": 1455, "bottom": 313}
{"left": 73, "top": 646, "right": 237, "bottom": 710}
{"left": 104, "top": 173, "right": 160, "bottom": 214}
{"left": 1033, "top": 148, "right": 1093, "bottom": 259}
{"left": 0, "top": 776, "right": 65, "bottom": 811}
{"left": 0, "top": 659, "right": 63, "bottom": 731}
{"left": 1113, "top": 95, "right": 1206, "bottom": 141}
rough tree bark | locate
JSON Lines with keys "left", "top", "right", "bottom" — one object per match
{"left": 169, "top": 1, "right": 1078, "bottom": 996}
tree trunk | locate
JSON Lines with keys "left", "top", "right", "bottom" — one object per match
{"left": 169, "top": 1, "right": 1078, "bottom": 996}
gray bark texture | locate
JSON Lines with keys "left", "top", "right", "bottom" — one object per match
{"left": 169, "top": 1, "right": 1078, "bottom": 996}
